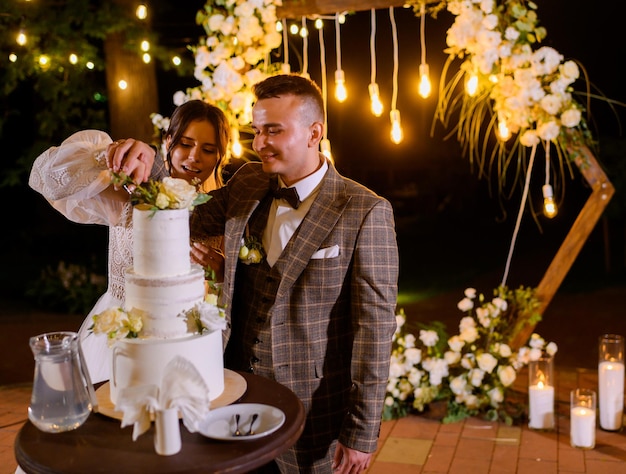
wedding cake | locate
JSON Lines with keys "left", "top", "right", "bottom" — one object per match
{"left": 106, "top": 202, "right": 225, "bottom": 405}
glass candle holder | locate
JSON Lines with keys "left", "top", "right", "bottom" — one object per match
{"left": 598, "top": 334, "right": 624, "bottom": 431}
{"left": 528, "top": 355, "right": 555, "bottom": 430}
{"left": 570, "top": 388, "right": 596, "bottom": 449}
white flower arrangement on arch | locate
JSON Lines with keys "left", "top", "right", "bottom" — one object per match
{"left": 174, "top": 0, "right": 284, "bottom": 130}
{"left": 384, "top": 286, "right": 558, "bottom": 424}
{"left": 425, "top": 0, "right": 592, "bottom": 195}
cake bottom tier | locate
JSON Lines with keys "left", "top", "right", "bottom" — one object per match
{"left": 110, "top": 330, "right": 224, "bottom": 405}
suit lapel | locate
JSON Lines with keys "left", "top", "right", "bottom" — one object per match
{"left": 276, "top": 165, "right": 350, "bottom": 298}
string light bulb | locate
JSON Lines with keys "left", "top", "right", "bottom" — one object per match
{"left": 69, "top": 53, "right": 78, "bottom": 65}
{"left": 38, "top": 55, "right": 50, "bottom": 70}
{"left": 16, "top": 29, "right": 27, "bottom": 46}
{"left": 390, "top": 109, "right": 404, "bottom": 144}
{"left": 542, "top": 184, "right": 557, "bottom": 218}
{"left": 136, "top": 4, "right": 148, "bottom": 20}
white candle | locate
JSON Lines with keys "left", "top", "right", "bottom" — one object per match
{"left": 571, "top": 406, "right": 596, "bottom": 449}
{"left": 529, "top": 383, "right": 555, "bottom": 429}
{"left": 598, "top": 360, "right": 624, "bottom": 430}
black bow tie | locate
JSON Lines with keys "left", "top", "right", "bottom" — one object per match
{"left": 270, "top": 184, "right": 301, "bottom": 209}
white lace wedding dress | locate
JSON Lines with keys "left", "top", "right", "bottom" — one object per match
{"left": 29, "top": 129, "right": 222, "bottom": 385}
{"left": 29, "top": 130, "right": 139, "bottom": 384}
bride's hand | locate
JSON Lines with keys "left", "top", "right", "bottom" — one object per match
{"left": 107, "top": 138, "right": 156, "bottom": 185}
{"left": 191, "top": 242, "right": 225, "bottom": 282}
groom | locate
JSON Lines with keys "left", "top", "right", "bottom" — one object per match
{"left": 191, "top": 74, "right": 398, "bottom": 474}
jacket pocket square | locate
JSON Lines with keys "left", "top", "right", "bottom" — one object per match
{"left": 311, "top": 245, "right": 340, "bottom": 259}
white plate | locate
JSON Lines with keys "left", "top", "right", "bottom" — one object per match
{"left": 198, "top": 403, "right": 286, "bottom": 441}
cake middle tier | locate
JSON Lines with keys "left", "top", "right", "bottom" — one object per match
{"left": 125, "top": 265, "right": 206, "bottom": 338}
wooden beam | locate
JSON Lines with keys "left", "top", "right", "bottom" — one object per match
{"left": 509, "top": 142, "right": 615, "bottom": 349}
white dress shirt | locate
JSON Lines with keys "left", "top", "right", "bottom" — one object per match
{"left": 263, "top": 157, "right": 329, "bottom": 266}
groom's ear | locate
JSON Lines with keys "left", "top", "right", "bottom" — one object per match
{"left": 308, "top": 121, "right": 324, "bottom": 147}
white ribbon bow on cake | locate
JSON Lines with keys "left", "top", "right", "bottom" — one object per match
{"left": 115, "top": 355, "right": 210, "bottom": 455}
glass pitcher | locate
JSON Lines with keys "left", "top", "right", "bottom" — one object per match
{"left": 28, "top": 331, "right": 94, "bottom": 433}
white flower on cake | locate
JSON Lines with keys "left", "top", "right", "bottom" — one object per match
{"left": 185, "top": 298, "right": 227, "bottom": 334}
{"left": 92, "top": 294, "right": 225, "bottom": 346}
{"left": 111, "top": 173, "right": 210, "bottom": 211}
{"left": 92, "top": 307, "right": 143, "bottom": 345}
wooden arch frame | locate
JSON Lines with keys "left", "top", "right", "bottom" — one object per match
{"left": 278, "top": 0, "right": 616, "bottom": 347}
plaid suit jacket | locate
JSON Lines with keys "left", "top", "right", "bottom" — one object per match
{"left": 191, "top": 160, "right": 398, "bottom": 455}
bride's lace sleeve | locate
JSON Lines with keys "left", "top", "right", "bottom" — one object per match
{"left": 29, "top": 129, "right": 126, "bottom": 226}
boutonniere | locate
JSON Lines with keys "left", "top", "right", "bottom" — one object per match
{"left": 239, "top": 225, "right": 265, "bottom": 265}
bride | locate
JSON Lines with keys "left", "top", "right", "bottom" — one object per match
{"left": 29, "top": 100, "right": 230, "bottom": 384}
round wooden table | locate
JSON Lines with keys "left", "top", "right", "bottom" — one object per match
{"left": 15, "top": 372, "right": 305, "bottom": 474}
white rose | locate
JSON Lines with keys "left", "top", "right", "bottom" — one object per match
{"left": 498, "top": 365, "right": 517, "bottom": 386}
{"left": 419, "top": 329, "right": 439, "bottom": 347}
{"left": 546, "top": 342, "right": 558, "bottom": 356}
{"left": 444, "top": 350, "right": 461, "bottom": 365}
{"left": 404, "top": 347, "right": 422, "bottom": 365}
{"left": 457, "top": 297, "right": 474, "bottom": 312}
{"left": 470, "top": 368, "right": 485, "bottom": 387}
{"left": 498, "top": 343, "right": 512, "bottom": 358}
{"left": 161, "top": 177, "right": 197, "bottom": 209}
{"left": 448, "top": 335, "right": 465, "bottom": 352}
{"left": 477, "top": 352, "right": 498, "bottom": 373}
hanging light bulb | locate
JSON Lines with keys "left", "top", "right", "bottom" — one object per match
{"left": 418, "top": 63, "right": 431, "bottom": 99}
{"left": 320, "top": 138, "right": 332, "bottom": 160}
{"left": 335, "top": 69, "right": 347, "bottom": 102}
{"left": 542, "top": 184, "right": 557, "bottom": 218}
{"left": 389, "top": 8, "right": 402, "bottom": 144}
{"left": 542, "top": 142, "right": 557, "bottom": 218}
{"left": 368, "top": 10, "right": 383, "bottom": 117}
{"left": 368, "top": 83, "right": 383, "bottom": 117}
{"left": 69, "top": 53, "right": 78, "bottom": 65}
{"left": 497, "top": 118, "right": 510, "bottom": 141}
{"left": 289, "top": 23, "right": 299, "bottom": 35}
{"left": 390, "top": 109, "right": 404, "bottom": 144}
{"left": 334, "top": 14, "right": 347, "bottom": 102}
{"left": 465, "top": 73, "right": 478, "bottom": 97}
{"left": 231, "top": 127, "right": 242, "bottom": 158}
{"left": 417, "top": 2, "right": 431, "bottom": 99}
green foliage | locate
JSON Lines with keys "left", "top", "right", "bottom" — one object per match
{"left": 0, "top": 0, "right": 188, "bottom": 188}
{"left": 25, "top": 260, "right": 107, "bottom": 315}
